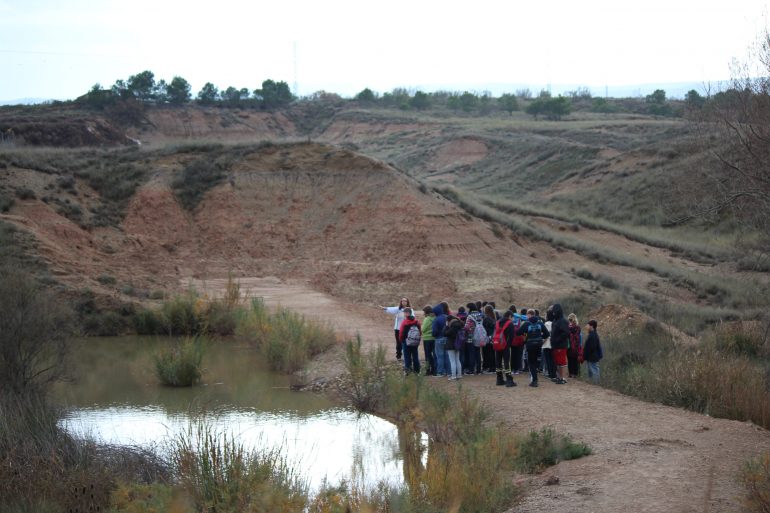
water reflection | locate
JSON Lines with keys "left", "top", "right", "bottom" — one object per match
{"left": 55, "top": 337, "right": 422, "bottom": 490}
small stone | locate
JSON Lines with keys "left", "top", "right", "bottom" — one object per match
{"left": 545, "top": 475, "right": 560, "bottom": 486}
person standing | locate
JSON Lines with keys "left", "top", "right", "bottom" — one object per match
{"left": 542, "top": 307, "right": 556, "bottom": 380}
{"left": 464, "top": 303, "right": 485, "bottom": 375}
{"left": 432, "top": 302, "right": 449, "bottom": 377}
{"left": 549, "top": 303, "right": 570, "bottom": 384}
{"left": 444, "top": 314, "right": 464, "bottom": 381}
{"left": 482, "top": 305, "right": 497, "bottom": 374}
{"left": 381, "top": 297, "right": 411, "bottom": 361}
{"left": 583, "top": 319, "right": 603, "bottom": 383}
{"left": 567, "top": 313, "right": 582, "bottom": 378}
{"left": 399, "top": 308, "right": 421, "bottom": 376}
{"left": 421, "top": 305, "right": 436, "bottom": 376}
{"left": 492, "top": 310, "right": 517, "bottom": 387}
{"left": 518, "top": 309, "right": 549, "bottom": 387}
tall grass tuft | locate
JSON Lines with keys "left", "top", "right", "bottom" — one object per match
{"left": 153, "top": 336, "right": 205, "bottom": 387}
{"left": 237, "top": 298, "right": 337, "bottom": 373}
{"left": 344, "top": 335, "right": 389, "bottom": 412}
{"left": 169, "top": 420, "right": 308, "bottom": 512}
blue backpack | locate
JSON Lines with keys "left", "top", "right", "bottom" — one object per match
{"left": 526, "top": 321, "right": 544, "bottom": 344}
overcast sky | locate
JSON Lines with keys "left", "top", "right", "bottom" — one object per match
{"left": 0, "top": 0, "right": 767, "bottom": 102}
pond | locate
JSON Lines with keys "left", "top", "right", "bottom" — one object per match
{"left": 54, "top": 337, "right": 425, "bottom": 490}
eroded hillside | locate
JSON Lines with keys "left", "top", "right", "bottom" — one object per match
{"left": 1, "top": 103, "right": 767, "bottom": 336}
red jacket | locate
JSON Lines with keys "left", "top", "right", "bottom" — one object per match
{"left": 399, "top": 316, "right": 422, "bottom": 343}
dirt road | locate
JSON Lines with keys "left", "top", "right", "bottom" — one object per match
{"left": 193, "top": 276, "right": 770, "bottom": 513}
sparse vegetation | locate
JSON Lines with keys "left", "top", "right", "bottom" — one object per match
{"left": 742, "top": 453, "right": 770, "bottom": 513}
{"left": 340, "top": 338, "right": 592, "bottom": 513}
{"left": 598, "top": 322, "right": 770, "bottom": 429}
{"left": 513, "top": 427, "right": 592, "bottom": 473}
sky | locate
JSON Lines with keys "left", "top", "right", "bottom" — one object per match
{"left": 0, "top": 0, "right": 767, "bottom": 102}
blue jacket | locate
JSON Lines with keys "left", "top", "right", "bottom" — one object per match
{"left": 432, "top": 304, "right": 447, "bottom": 338}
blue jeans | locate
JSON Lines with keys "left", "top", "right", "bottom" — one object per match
{"left": 435, "top": 337, "right": 447, "bottom": 375}
{"left": 587, "top": 361, "right": 600, "bottom": 383}
{"left": 447, "top": 349, "right": 462, "bottom": 378}
{"left": 404, "top": 345, "right": 420, "bottom": 374}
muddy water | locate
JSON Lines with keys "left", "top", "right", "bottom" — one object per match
{"left": 54, "top": 337, "right": 422, "bottom": 490}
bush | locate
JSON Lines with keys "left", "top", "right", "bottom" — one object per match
{"left": 0, "top": 267, "right": 73, "bottom": 396}
{"left": 14, "top": 187, "right": 36, "bottom": 200}
{"left": 742, "top": 453, "right": 770, "bottom": 512}
{"left": 153, "top": 337, "right": 205, "bottom": 386}
{"left": 82, "top": 310, "right": 126, "bottom": 336}
{"left": 513, "top": 427, "right": 592, "bottom": 473}
{"left": 133, "top": 307, "right": 163, "bottom": 335}
{"left": 599, "top": 328, "right": 770, "bottom": 428}
{"left": 159, "top": 291, "right": 203, "bottom": 336}
{"left": 0, "top": 192, "right": 14, "bottom": 212}
{"left": 343, "top": 336, "right": 388, "bottom": 412}
{"left": 237, "top": 298, "right": 336, "bottom": 373}
{"left": 96, "top": 273, "right": 117, "bottom": 285}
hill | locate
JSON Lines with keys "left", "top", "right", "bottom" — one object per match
{"left": 0, "top": 101, "right": 767, "bottom": 337}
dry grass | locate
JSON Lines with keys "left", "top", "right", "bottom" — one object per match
{"left": 600, "top": 322, "right": 770, "bottom": 429}
{"left": 742, "top": 453, "right": 770, "bottom": 513}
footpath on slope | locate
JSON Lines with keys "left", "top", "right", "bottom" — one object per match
{"left": 189, "top": 276, "right": 770, "bottom": 513}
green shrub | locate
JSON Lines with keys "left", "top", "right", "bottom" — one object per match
{"left": 513, "top": 427, "right": 592, "bottom": 473}
{"left": 154, "top": 337, "right": 205, "bottom": 387}
{"left": 205, "top": 300, "right": 238, "bottom": 336}
{"left": 133, "top": 307, "right": 163, "bottom": 335}
{"left": 237, "top": 298, "right": 336, "bottom": 373}
{"left": 172, "top": 156, "right": 230, "bottom": 210}
{"left": 159, "top": 292, "right": 203, "bottom": 336}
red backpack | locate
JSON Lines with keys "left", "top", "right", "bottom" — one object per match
{"left": 510, "top": 315, "right": 526, "bottom": 347}
{"left": 492, "top": 319, "right": 512, "bottom": 351}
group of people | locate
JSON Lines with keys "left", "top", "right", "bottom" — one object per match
{"left": 382, "top": 298, "right": 603, "bottom": 388}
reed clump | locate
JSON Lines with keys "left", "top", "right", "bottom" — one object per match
{"left": 236, "top": 298, "right": 337, "bottom": 373}
{"left": 153, "top": 336, "right": 206, "bottom": 387}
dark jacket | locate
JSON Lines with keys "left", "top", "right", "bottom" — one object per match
{"left": 432, "top": 304, "right": 447, "bottom": 339}
{"left": 443, "top": 317, "right": 464, "bottom": 349}
{"left": 568, "top": 324, "right": 582, "bottom": 357}
{"left": 482, "top": 315, "right": 496, "bottom": 337}
{"left": 517, "top": 316, "right": 549, "bottom": 345}
{"left": 583, "top": 330, "right": 602, "bottom": 362}
{"left": 549, "top": 304, "right": 570, "bottom": 350}
{"left": 399, "top": 316, "right": 421, "bottom": 344}
{"left": 494, "top": 318, "right": 515, "bottom": 347}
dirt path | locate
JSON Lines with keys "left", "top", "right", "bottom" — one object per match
{"left": 192, "top": 276, "right": 770, "bottom": 513}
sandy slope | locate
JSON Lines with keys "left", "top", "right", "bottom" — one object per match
{"left": 219, "top": 276, "right": 770, "bottom": 513}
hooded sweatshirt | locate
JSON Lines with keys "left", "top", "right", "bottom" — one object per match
{"left": 549, "top": 303, "right": 570, "bottom": 350}
{"left": 422, "top": 313, "right": 435, "bottom": 342}
{"left": 431, "top": 304, "right": 447, "bottom": 339}
{"left": 517, "top": 315, "right": 549, "bottom": 345}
